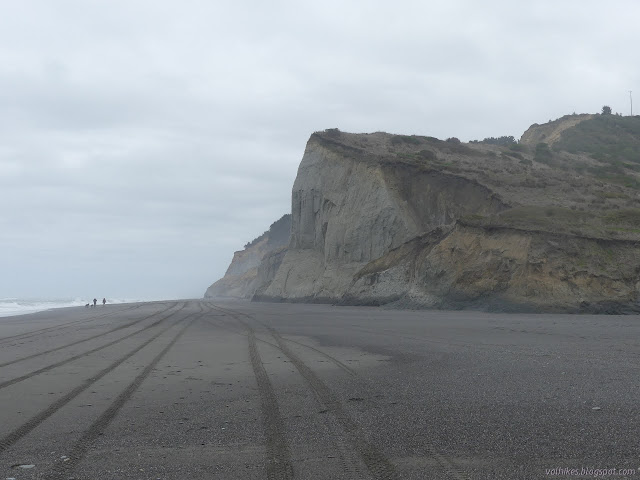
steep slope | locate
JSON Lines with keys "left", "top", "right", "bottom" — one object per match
{"left": 204, "top": 214, "right": 290, "bottom": 299}
{"left": 210, "top": 114, "right": 640, "bottom": 312}
{"left": 257, "top": 132, "right": 509, "bottom": 302}
{"left": 346, "top": 219, "right": 640, "bottom": 313}
{"left": 520, "top": 114, "right": 594, "bottom": 147}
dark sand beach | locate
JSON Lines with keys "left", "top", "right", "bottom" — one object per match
{"left": 1, "top": 300, "right": 639, "bottom": 479}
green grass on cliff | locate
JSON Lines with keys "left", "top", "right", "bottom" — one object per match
{"left": 520, "top": 115, "right": 640, "bottom": 189}
{"left": 553, "top": 115, "right": 640, "bottom": 164}
{"left": 462, "top": 207, "right": 589, "bottom": 233}
{"left": 461, "top": 206, "right": 640, "bottom": 240}
{"left": 603, "top": 208, "right": 640, "bottom": 229}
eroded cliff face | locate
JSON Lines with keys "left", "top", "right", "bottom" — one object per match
{"left": 258, "top": 132, "right": 510, "bottom": 303}
{"left": 519, "top": 114, "right": 594, "bottom": 147}
{"left": 204, "top": 214, "right": 290, "bottom": 299}
{"left": 211, "top": 120, "right": 640, "bottom": 312}
{"left": 346, "top": 223, "right": 640, "bottom": 313}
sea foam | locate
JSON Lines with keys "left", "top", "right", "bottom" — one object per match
{"left": 0, "top": 298, "right": 142, "bottom": 318}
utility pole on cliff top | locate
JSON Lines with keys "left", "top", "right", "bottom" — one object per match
{"left": 630, "top": 90, "right": 633, "bottom": 116}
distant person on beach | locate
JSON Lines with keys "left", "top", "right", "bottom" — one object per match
{"left": 93, "top": 298, "right": 97, "bottom": 307}
{"left": 102, "top": 298, "right": 106, "bottom": 306}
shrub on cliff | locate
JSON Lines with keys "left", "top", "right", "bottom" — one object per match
{"left": 604, "top": 208, "right": 640, "bottom": 227}
{"left": 509, "top": 143, "right": 527, "bottom": 152}
{"left": 244, "top": 214, "right": 292, "bottom": 249}
{"left": 417, "top": 149, "right": 437, "bottom": 161}
{"left": 470, "top": 135, "right": 517, "bottom": 146}
{"left": 534, "top": 142, "right": 553, "bottom": 164}
{"left": 391, "top": 135, "right": 422, "bottom": 146}
{"left": 553, "top": 115, "right": 640, "bottom": 165}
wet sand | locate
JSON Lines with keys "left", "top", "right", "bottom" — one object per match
{"left": 1, "top": 300, "right": 639, "bottom": 479}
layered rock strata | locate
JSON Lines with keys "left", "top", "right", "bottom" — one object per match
{"left": 209, "top": 120, "right": 640, "bottom": 313}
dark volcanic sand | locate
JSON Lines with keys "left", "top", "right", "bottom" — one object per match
{"left": 1, "top": 300, "right": 639, "bottom": 479}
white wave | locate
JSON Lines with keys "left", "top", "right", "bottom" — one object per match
{"left": 0, "top": 297, "right": 148, "bottom": 318}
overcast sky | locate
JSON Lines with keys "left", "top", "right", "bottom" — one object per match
{"left": 1, "top": 0, "right": 638, "bottom": 300}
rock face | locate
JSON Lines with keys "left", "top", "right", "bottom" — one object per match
{"left": 204, "top": 214, "right": 290, "bottom": 299}
{"left": 258, "top": 132, "right": 509, "bottom": 303}
{"left": 209, "top": 116, "right": 640, "bottom": 313}
{"left": 519, "top": 114, "right": 594, "bottom": 147}
{"left": 345, "top": 222, "right": 640, "bottom": 313}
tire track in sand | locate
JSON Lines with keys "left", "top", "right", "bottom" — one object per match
{"left": 0, "top": 302, "right": 180, "bottom": 368}
{"left": 262, "top": 318, "right": 471, "bottom": 480}
{"left": 42, "top": 311, "right": 198, "bottom": 480}
{"left": 0, "top": 304, "right": 143, "bottom": 345}
{"left": 266, "top": 325, "right": 397, "bottom": 480}
{"left": 0, "top": 302, "right": 185, "bottom": 391}
{"left": 247, "top": 327, "right": 295, "bottom": 480}
{"left": 202, "top": 304, "right": 294, "bottom": 479}
{"left": 210, "top": 304, "right": 375, "bottom": 479}
{"left": 0, "top": 302, "right": 192, "bottom": 454}
{"left": 211, "top": 304, "right": 470, "bottom": 480}
{"left": 201, "top": 306, "right": 356, "bottom": 377}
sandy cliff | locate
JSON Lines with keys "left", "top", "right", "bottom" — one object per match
{"left": 258, "top": 132, "right": 509, "bottom": 302}
{"left": 210, "top": 115, "right": 640, "bottom": 312}
{"left": 204, "top": 214, "right": 290, "bottom": 299}
{"left": 519, "top": 114, "right": 594, "bottom": 147}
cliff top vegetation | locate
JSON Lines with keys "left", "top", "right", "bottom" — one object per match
{"left": 244, "top": 214, "right": 291, "bottom": 249}
{"left": 312, "top": 114, "right": 640, "bottom": 241}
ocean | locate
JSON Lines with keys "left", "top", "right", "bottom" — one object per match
{"left": 0, "top": 298, "right": 142, "bottom": 318}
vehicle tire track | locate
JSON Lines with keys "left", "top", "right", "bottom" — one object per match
{"left": 202, "top": 304, "right": 293, "bottom": 479}
{"left": 204, "top": 310, "right": 395, "bottom": 479}
{"left": 202, "top": 309, "right": 357, "bottom": 377}
{"left": 266, "top": 326, "right": 398, "bottom": 480}
{"left": 208, "top": 305, "right": 373, "bottom": 479}
{"left": 0, "top": 302, "right": 187, "bottom": 391}
{"left": 43, "top": 314, "right": 197, "bottom": 480}
{"left": 247, "top": 328, "right": 295, "bottom": 480}
{"left": 210, "top": 304, "right": 473, "bottom": 480}
{"left": 282, "top": 336, "right": 357, "bottom": 377}
{"left": 0, "top": 302, "right": 180, "bottom": 368}
{"left": 0, "top": 304, "right": 143, "bottom": 345}
{"left": 237, "top": 306, "right": 472, "bottom": 480}
{"left": 0, "top": 303, "right": 191, "bottom": 454}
